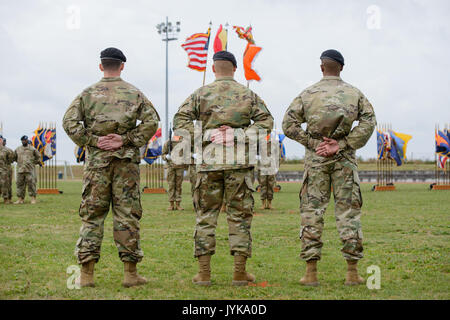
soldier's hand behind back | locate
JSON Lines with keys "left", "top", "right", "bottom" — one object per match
{"left": 211, "top": 126, "right": 234, "bottom": 147}
{"left": 315, "top": 137, "right": 339, "bottom": 157}
{"left": 98, "top": 134, "right": 123, "bottom": 151}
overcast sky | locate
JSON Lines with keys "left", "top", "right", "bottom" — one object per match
{"left": 0, "top": 0, "right": 449, "bottom": 164}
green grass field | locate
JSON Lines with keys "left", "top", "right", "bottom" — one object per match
{"left": 0, "top": 181, "right": 448, "bottom": 300}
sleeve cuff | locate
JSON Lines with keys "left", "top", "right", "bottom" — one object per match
{"left": 121, "top": 134, "right": 132, "bottom": 147}
{"left": 307, "top": 136, "right": 320, "bottom": 150}
{"left": 338, "top": 138, "right": 348, "bottom": 153}
{"left": 87, "top": 135, "right": 99, "bottom": 147}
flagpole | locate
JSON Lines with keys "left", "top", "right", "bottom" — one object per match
{"left": 225, "top": 22, "right": 229, "bottom": 51}
{"left": 202, "top": 68, "right": 207, "bottom": 86}
{"left": 202, "top": 22, "right": 212, "bottom": 86}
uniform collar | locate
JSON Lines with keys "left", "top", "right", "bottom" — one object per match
{"left": 321, "top": 76, "right": 342, "bottom": 81}
{"left": 214, "top": 76, "right": 236, "bottom": 82}
{"left": 101, "top": 76, "right": 122, "bottom": 82}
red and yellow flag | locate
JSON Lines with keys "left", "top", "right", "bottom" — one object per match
{"left": 213, "top": 24, "right": 228, "bottom": 53}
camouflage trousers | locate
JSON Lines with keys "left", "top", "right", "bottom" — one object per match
{"left": 0, "top": 169, "right": 10, "bottom": 199}
{"left": 188, "top": 164, "right": 196, "bottom": 197}
{"left": 75, "top": 158, "right": 143, "bottom": 264}
{"left": 257, "top": 171, "right": 276, "bottom": 200}
{"left": 167, "top": 167, "right": 184, "bottom": 202}
{"left": 193, "top": 168, "right": 255, "bottom": 258}
{"left": 16, "top": 172, "right": 36, "bottom": 198}
{"left": 299, "top": 159, "right": 363, "bottom": 261}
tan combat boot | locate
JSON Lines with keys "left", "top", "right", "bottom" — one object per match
{"left": 345, "top": 260, "right": 365, "bottom": 285}
{"left": 192, "top": 255, "right": 211, "bottom": 286}
{"left": 167, "top": 201, "right": 175, "bottom": 210}
{"left": 14, "top": 198, "right": 24, "bottom": 205}
{"left": 31, "top": 197, "right": 37, "bottom": 204}
{"left": 123, "top": 261, "right": 148, "bottom": 288}
{"left": 176, "top": 201, "right": 184, "bottom": 210}
{"left": 232, "top": 254, "right": 255, "bottom": 286}
{"left": 260, "top": 199, "right": 266, "bottom": 210}
{"left": 79, "top": 260, "right": 95, "bottom": 287}
{"left": 220, "top": 203, "right": 226, "bottom": 213}
{"left": 300, "top": 260, "right": 319, "bottom": 286}
{"left": 266, "top": 200, "right": 273, "bottom": 210}
{"left": 3, "top": 199, "right": 11, "bottom": 204}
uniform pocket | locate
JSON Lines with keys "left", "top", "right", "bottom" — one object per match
{"left": 299, "top": 170, "right": 309, "bottom": 205}
{"left": 244, "top": 174, "right": 255, "bottom": 211}
{"left": 193, "top": 174, "right": 203, "bottom": 212}
{"left": 352, "top": 170, "right": 363, "bottom": 208}
{"left": 244, "top": 175, "right": 256, "bottom": 192}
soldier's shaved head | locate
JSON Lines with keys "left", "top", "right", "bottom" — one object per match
{"left": 320, "top": 58, "right": 343, "bottom": 76}
{"left": 99, "top": 59, "right": 124, "bottom": 78}
{"left": 213, "top": 60, "right": 236, "bottom": 77}
{"left": 101, "top": 59, "right": 123, "bottom": 71}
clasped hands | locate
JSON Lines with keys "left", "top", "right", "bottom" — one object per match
{"left": 210, "top": 125, "right": 234, "bottom": 147}
{"left": 209, "top": 128, "right": 340, "bottom": 157}
{"left": 315, "top": 137, "right": 339, "bottom": 157}
{"left": 97, "top": 134, "right": 123, "bottom": 151}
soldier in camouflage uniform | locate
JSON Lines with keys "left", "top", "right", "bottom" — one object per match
{"left": 162, "top": 137, "right": 186, "bottom": 210}
{"left": 62, "top": 48, "right": 160, "bottom": 288}
{"left": 0, "top": 136, "right": 15, "bottom": 204}
{"left": 14, "top": 135, "right": 41, "bottom": 204}
{"left": 282, "top": 50, "right": 376, "bottom": 286}
{"left": 174, "top": 51, "right": 273, "bottom": 286}
{"left": 188, "top": 159, "right": 196, "bottom": 197}
{"left": 2, "top": 138, "right": 14, "bottom": 202}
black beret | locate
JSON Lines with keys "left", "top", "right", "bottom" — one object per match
{"left": 0, "top": 135, "right": 3, "bottom": 139}
{"left": 320, "top": 49, "right": 344, "bottom": 66}
{"left": 213, "top": 51, "right": 237, "bottom": 68}
{"left": 21, "top": 135, "right": 28, "bottom": 141}
{"left": 100, "top": 47, "right": 127, "bottom": 62}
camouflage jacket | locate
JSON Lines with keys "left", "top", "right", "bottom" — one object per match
{"left": 173, "top": 76, "right": 274, "bottom": 172}
{"left": 161, "top": 140, "right": 188, "bottom": 169}
{"left": 282, "top": 76, "right": 376, "bottom": 169}
{"left": 0, "top": 145, "right": 14, "bottom": 172}
{"left": 14, "top": 145, "right": 41, "bottom": 173}
{"left": 63, "top": 77, "right": 160, "bottom": 168}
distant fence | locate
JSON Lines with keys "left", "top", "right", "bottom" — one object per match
{"left": 60, "top": 165, "right": 436, "bottom": 183}
{"left": 277, "top": 171, "right": 436, "bottom": 183}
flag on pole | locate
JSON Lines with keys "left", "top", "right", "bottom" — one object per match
{"left": 389, "top": 131, "right": 412, "bottom": 166}
{"left": 31, "top": 126, "right": 45, "bottom": 153}
{"left": 435, "top": 129, "right": 450, "bottom": 157}
{"left": 42, "top": 128, "right": 56, "bottom": 162}
{"left": 142, "top": 128, "right": 163, "bottom": 165}
{"left": 278, "top": 134, "right": 286, "bottom": 160}
{"left": 181, "top": 27, "right": 211, "bottom": 71}
{"left": 75, "top": 146, "right": 86, "bottom": 163}
{"left": 437, "top": 155, "right": 448, "bottom": 169}
{"left": 233, "top": 25, "right": 262, "bottom": 81}
{"left": 213, "top": 24, "right": 228, "bottom": 53}
{"left": 243, "top": 43, "right": 262, "bottom": 81}
{"left": 376, "top": 130, "right": 385, "bottom": 160}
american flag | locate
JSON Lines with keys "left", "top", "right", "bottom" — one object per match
{"left": 181, "top": 28, "right": 211, "bottom": 71}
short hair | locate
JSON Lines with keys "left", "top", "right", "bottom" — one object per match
{"left": 101, "top": 58, "right": 122, "bottom": 71}
{"left": 214, "top": 60, "right": 234, "bottom": 74}
{"left": 321, "top": 58, "right": 342, "bottom": 73}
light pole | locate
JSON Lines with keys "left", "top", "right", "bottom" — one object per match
{"left": 156, "top": 17, "right": 180, "bottom": 141}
